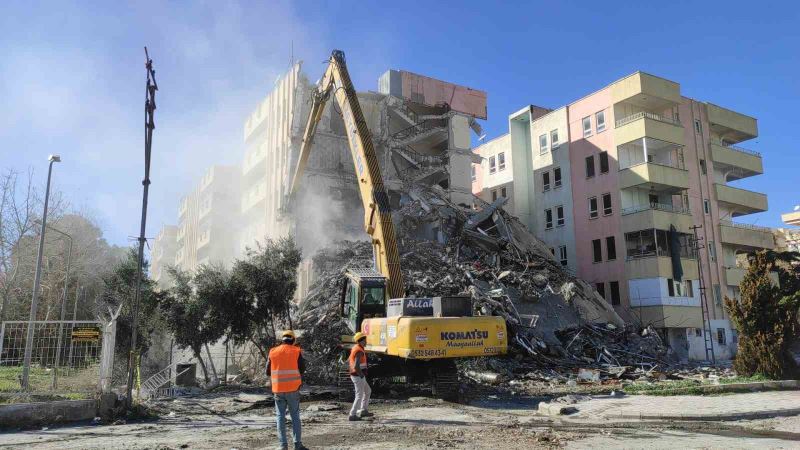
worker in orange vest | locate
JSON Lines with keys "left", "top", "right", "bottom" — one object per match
{"left": 267, "top": 330, "right": 308, "bottom": 450}
{"left": 348, "top": 332, "right": 372, "bottom": 421}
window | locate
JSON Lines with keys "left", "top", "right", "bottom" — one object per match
{"left": 545, "top": 208, "right": 553, "bottom": 229}
{"left": 708, "top": 240, "right": 716, "bottom": 262}
{"left": 501, "top": 187, "right": 507, "bottom": 198}
{"left": 542, "top": 171, "right": 551, "bottom": 191}
{"left": 558, "top": 245, "right": 568, "bottom": 266}
{"left": 596, "top": 111, "right": 606, "bottom": 132}
{"left": 685, "top": 280, "right": 694, "bottom": 297}
{"left": 713, "top": 284, "right": 722, "bottom": 305}
{"left": 489, "top": 156, "right": 497, "bottom": 174}
{"left": 592, "top": 239, "right": 602, "bottom": 263}
{"left": 599, "top": 151, "right": 609, "bottom": 173}
{"left": 717, "top": 328, "right": 726, "bottom": 345}
{"left": 606, "top": 236, "right": 616, "bottom": 260}
{"left": 554, "top": 167, "right": 562, "bottom": 188}
{"left": 695, "top": 120, "right": 702, "bottom": 134}
{"left": 556, "top": 206, "right": 565, "bottom": 226}
{"left": 683, "top": 193, "right": 690, "bottom": 210}
{"left": 596, "top": 282, "right": 606, "bottom": 300}
{"left": 582, "top": 116, "right": 592, "bottom": 137}
{"left": 609, "top": 281, "right": 620, "bottom": 305}
{"left": 704, "top": 199, "right": 710, "bottom": 214}
{"left": 585, "top": 155, "right": 595, "bottom": 178}
{"left": 695, "top": 328, "right": 702, "bottom": 337}
{"left": 550, "top": 247, "right": 555, "bottom": 256}
{"left": 492, "top": 190, "right": 497, "bottom": 201}
{"left": 699, "top": 159, "right": 707, "bottom": 175}
{"left": 498, "top": 152, "right": 506, "bottom": 171}
{"left": 668, "top": 278, "right": 675, "bottom": 296}
{"left": 602, "top": 193, "right": 612, "bottom": 216}
{"left": 550, "top": 129, "right": 559, "bottom": 148}
{"left": 471, "top": 165, "right": 476, "bottom": 182}
{"left": 668, "top": 278, "right": 688, "bottom": 297}
{"left": 539, "top": 134, "right": 548, "bottom": 154}
{"left": 589, "top": 196, "right": 599, "bottom": 219}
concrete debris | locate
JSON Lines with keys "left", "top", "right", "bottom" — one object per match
{"left": 295, "top": 185, "right": 673, "bottom": 386}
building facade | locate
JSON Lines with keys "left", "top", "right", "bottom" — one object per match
{"left": 473, "top": 72, "right": 771, "bottom": 362}
{"left": 150, "top": 225, "right": 178, "bottom": 290}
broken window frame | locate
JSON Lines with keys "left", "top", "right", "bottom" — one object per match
{"left": 717, "top": 327, "right": 726, "bottom": 345}
{"left": 606, "top": 236, "right": 616, "bottom": 260}
{"left": 602, "top": 193, "right": 613, "bottom": 216}
{"left": 559, "top": 245, "right": 568, "bottom": 266}
{"left": 599, "top": 151, "right": 609, "bottom": 173}
{"left": 545, "top": 208, "right": 553, "bottom": 229}
{"left": 596, "top": 282, "right": 606, "bottom": 299}
{"left": 550, "top": 129, "right": 559, "bottom": 148}
{"left": 592, "top": 239, "right": 602, "bottom": 263}
{"left": 596, "top": 110, "right": 606, "bottom": 132}
{"left": 589, "top": 196, "right": 599, "bottom": 219}
{"left": 609, "top": 281, "right": 621, "bottom": 305}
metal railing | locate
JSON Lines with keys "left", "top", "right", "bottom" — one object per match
{"left": 622, "top": 202, "right": 690, "bottom": 216}
{"left": 719, "top": 219, "right": 772, "bottom": 233}
{"left": 615, "top": 111, "right": 682, "bottom": 128}
{"left": 711, "top": 139, "right": 761, "bottom": 157}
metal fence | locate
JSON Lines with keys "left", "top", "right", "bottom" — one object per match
{"left": 0, "top": 320, "right": 104, "bottom": 395}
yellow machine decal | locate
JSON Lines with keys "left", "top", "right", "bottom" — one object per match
{"left": 362, "top": 316, "right": 507, "bottom": 359}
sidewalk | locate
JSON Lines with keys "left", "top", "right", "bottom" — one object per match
{"left": 569, "top": 390, "right": 800, "bottom": 421}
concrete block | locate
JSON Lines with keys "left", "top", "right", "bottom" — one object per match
{"left": 537, "top": 402, "right": 578, "bottom": 416}
{"left": 0, "top": 399, "right": 97, "bottom": 429}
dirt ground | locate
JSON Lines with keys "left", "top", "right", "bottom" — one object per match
{"left": 2, "top": 387, "right": 799, "bottom": 449}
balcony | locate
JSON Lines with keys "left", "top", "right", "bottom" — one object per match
{"left": 619, "top": 162, "right": 689, "bottom": 193}
{"left": 197, "top": 231, "right": 211, "bottom": 249}
{"left": 706, "top": 103, "right": 757, "bottom": 144}
{"left": 626, "top": 256, "right": 699, "bottom": 280}
{"left": 719, "top": 220, "right": 775, "bottom": 250}
{"left": 724, "top": 265, "right": 780, "bottom": 287}
{"left": 243, "top": 148, "right": 267, "bottom": 176}
{"left": 714, "top": 184, "right": 768, "bottom": 216}
{"left": 782, "top": 211, "right": 800, "bottom": 226}
{"left": 621, "top": 203, "right": 693, "bottom": 233}
{"left": 710, "top": 140, "right": 763, "bottom": 180}
{"left": 625, "top": 228, "right": 698, "bottom": 279}
{"left": 615, "top": 112, "right": 684, "bottom": 147}
{"left": 611, "top": 72, "right": 681, "bottom": 110}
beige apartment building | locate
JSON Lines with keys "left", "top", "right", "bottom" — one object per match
{"left": 150, "top": 225, "right": 178, "bottom": 290}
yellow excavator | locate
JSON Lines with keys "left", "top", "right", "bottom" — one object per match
{"left": 290, "top": 50, "right": 507, "bottom": 400}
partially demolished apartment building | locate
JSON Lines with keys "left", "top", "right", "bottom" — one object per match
{"left": 474, "top": 72, "right": 772, "bottom": 361}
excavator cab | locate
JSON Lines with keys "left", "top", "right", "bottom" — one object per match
{"left": 340, "top": 268, "right": 387, "bottom": 333}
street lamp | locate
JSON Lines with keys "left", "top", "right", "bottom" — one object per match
{"left": 21, "top": 154, "right": 61, "bottom": 390}
{"left": 35, "top": 221, "right": 73, "bottom": 390}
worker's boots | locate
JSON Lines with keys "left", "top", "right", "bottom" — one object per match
{"left": 358, "top": 410, "right": 373, "bottom": 418}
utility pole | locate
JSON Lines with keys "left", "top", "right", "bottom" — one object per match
{"left": 21, "top": 154, "right": 61, "bottom": 390}
{"left": 126, "top": 47, "right": 158, "bottom": 409}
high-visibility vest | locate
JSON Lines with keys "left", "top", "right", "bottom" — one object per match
{"left": 348, "top": 345, "right": 367, "bottom": 375}
{"left": 268, "top": 344, "right": 302, "bottom": 393}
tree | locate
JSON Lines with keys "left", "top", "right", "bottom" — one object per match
{"left": 0, "top": 168, "right": 66, "bottom": 321}
{"left": 97, "top": 248, "right": 166, "bottom": 383}
{"left": 230, "top": 237, "right": 302, "bottom": 359}
{"left": 725, "top": 250, "right": 800, "bottom": 379}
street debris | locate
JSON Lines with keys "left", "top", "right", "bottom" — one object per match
{"left": 295, "top": 184, "right": 681, "bottom": 389}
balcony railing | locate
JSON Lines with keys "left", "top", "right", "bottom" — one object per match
{"left": 622, "top": 202, "right": 690, "bottom": 216}
{"left": 711, "top": 139, "right": 761, "bottom": 157}
{"left": 615, "top": 111, "right": 682, "bottom": 128}
{"left": 719, "top": 219, "right": 772, "bottom": 233}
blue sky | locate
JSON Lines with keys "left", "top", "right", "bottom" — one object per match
{"left": 2, "top": 1, "right": 798, "bottom": 246}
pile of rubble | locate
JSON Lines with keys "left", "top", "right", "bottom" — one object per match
{"left": 296, "top": 185, "right": 674, "bottom": 385}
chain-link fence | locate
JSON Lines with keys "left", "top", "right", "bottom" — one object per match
{"left": 0, "top": 320, "right": 105, "bottom": 398}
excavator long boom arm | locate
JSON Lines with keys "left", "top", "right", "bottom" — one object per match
{"left": 289, "top": 50, "right": 404, "bottom": 299}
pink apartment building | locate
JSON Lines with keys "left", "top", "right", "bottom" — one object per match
{"left": 473, "top": 72, "right": 771, "bottom": 362}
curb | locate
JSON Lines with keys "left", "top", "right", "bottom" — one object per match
{"left": 617, "top": 407, "right": 800, "bottom": 421}
{"left": 629, "top": 379, "right": 799, "bottom": 396}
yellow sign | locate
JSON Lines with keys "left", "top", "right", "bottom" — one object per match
{"left": 71, "top": 326, "right": 101, "bottom": 342}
